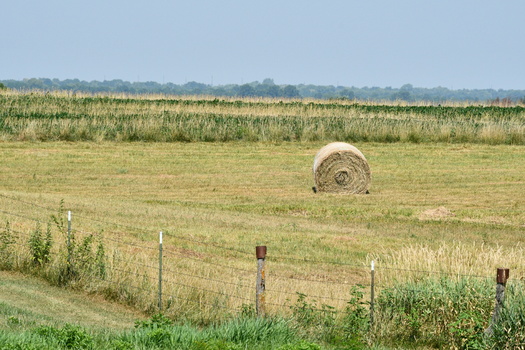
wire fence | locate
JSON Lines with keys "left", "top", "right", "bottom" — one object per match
{"left": 0, "top": 192, "right": 521, "bottom": 320}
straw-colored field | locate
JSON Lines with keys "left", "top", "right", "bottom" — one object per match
{"left": 1, "top": 140, "right": 524, "bottom": 318}
{"left": 2, "top": 91, "right": 525, "bottom": 347}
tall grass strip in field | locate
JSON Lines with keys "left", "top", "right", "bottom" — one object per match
{"left": 1, "top": 90, "right": 524, "bottom": 144}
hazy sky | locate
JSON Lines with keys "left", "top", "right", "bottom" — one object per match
{"left": 2, "top": 0, "right": 524, "bottom": 89}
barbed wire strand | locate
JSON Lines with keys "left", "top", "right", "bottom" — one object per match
{"left": 268, "top": 272, "right": 365, "bottom": 286}
{"left": 90, "top": 262, "right": 254, "bottom": 303}
{"left": 0, "top": 208, "right": 47, "bottom": 225}
{"left": 88, "top": 273, "right": 156, "bottom": 296}
{"left": 2, "top": 194, "right": 523, "bottom": 291}
{"left": 160, "top": 266, "right": 253, "bottom": 291}
{"left": 268, "top": 255, "right": 367, "bottom": 269}
{"left": 108, "top": 255, "right": 253, "bottom": 292}
{"left": 162, "top": 249, "right": 254, "bottom": 274}
{"left": 78, "top": 267, "right": 248, "bottom": 312}
{"left": 265, "top": 288, "right": 356, "bottom": 302}
{"left": 376, "top": 265, "right": 493, "bottom": 279}
{"left": 160, "top": 279, "right": 253, "bottom": 303}
{"left": 89, "top": 268, "right": 247, "bottom": 313}
{"left": 162, "top": 291, "right": 241, "bottom": 311}
{"left": 0, "top": 195, "right": 505, "bottom": 280}
{"left": 0, "top": 193, "right": 250, "bottom": 257}
{"left": 110, "top": 267, "right": 158, "bottom": 283}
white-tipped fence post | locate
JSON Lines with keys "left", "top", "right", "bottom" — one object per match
{"left": 256, "top": 246, "right": 267, "bottom": 317}
{"left": 67, "top": 211, "right": 72, "bottom": 275}
{"left": 370, "top": 260, "right": 375, "bottom": 325}
{"left": 158, "top": 231, "right": 163, "bottom": 312}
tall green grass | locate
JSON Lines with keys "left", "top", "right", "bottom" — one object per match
{"left": 1, "top": 91, "right": 524, "bottom": 144}
{"left": 2, "top": 278, "right": 522, "bottom": 349}
{"left": 0, "top": 315, "right": 322, "bottom": 350}
{"left": 489, "top": 284, "right": 525, "bottom": 349}
{"left": 373, "top": 277, "right": 492, "bottom": 348}
{"left": 372, "top": 277, "right": 525, "bottom": 349}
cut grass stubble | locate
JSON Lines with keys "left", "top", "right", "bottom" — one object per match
{"left": 1, "top": 141, "right": 524, "bottom": 321}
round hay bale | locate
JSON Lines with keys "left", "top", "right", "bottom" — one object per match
{"left": 313, "top": 142, "right": 371, "bottom": 194}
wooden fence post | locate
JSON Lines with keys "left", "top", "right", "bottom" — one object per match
{"left": 256, "top": 246, "right": 267, "bottom": 317}
{"left": 485, "top": 267, "right": 509, "bottom": 336}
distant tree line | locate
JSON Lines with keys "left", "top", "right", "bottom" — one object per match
{"left": 2, "top": 78, "right": 525, "bottom": 103}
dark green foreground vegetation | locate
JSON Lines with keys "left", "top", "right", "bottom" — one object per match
{"left": 0, "top": 314, "right": 322, "bottom": 350}
{"left": 1, "top": 284, "right": 525, "bottom": 349}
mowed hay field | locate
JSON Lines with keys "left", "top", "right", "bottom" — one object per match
{"left": 1, "top": 141, "right": 525, "bottom": 310}
{"left": 1, "top": 91, "right": 525, "bottom": 323}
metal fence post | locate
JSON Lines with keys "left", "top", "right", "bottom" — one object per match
{"left": 370, "top": 260, "right": 375, "bottom": 325}
{"left": 256, "top": 246, "right": 267, "bottom": 317}
{"left": 158, "top": 231, "right": 163, "bottom": 312}
{"left": 67, "top": 211, "right": 72, "bottom": 275}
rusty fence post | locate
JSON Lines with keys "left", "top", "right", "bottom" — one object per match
{"left": 485, "top": 267, "right": 510, "bottom": 336}
{"left": 256, "top": 246, "right": 267, "bottom": 317}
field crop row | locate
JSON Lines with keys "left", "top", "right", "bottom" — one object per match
{"left": 1, "top": 91, "right": 524, "bottom": 144}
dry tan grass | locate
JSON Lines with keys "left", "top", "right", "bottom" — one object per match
{"left": 1, "top": 141, "right": 524, "bottom": 318}
{"left": 418, "top": 206, "right": 455, "bottom": 220}
{"left": 369, "top": 242, "right": 525, "bottom": 286}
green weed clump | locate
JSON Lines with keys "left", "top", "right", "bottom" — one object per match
{"left": 0, "top": 221, "right": 17, "bottom": 270}
{"left": 0, "top": 200, "right": 107, "bottom": 292}
{"left": 28, "top": 223, "right": 52, "bottom": 267}
{"left": 112, "top": 314, "right": 317, "bottom": 350}
{"left": 124, "top": 314, "right": 319, "bottom": 350}
{"left": 34, "top": 324, "right": 94, "bottom": 349}
{"left": 373, "top": 277, "right": 493, "bottom": 349}
{"left": 486, "top": 284, "right": 525, "bottom": 349}
{"left": 288, "top": 286, "right": 370, "bottom": 349}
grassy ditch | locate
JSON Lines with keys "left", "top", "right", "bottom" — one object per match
{"left": 0, "top": 273, "right": 524, "bottom": 349}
